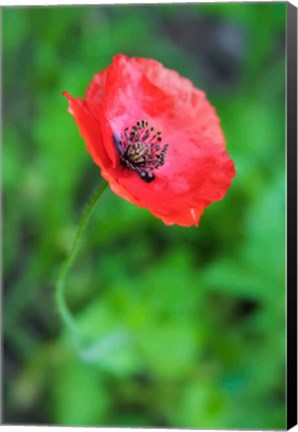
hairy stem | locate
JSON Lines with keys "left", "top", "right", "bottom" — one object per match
{"left": 55, "top": 180, "right": 108, "bottom": 340}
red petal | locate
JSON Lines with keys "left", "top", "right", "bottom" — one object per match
{"left": 106, "top": 55, "right": 226, "bottom": 148}
{"left": 63, "top": 91, "right": 146, "bottom": 210}
{"left": 63, "top": 91, "right": 111, "bottom": 169}
{"left": 85, "top": 66, "right": 108, "bottom": 111}
{"left": 63, "top": 91, "right": 119, "bottom": 168}
{"left": 113, "top": 131, "right": 235, "bottom": 226}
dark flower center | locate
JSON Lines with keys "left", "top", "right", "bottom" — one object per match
{"left": 113, "top": 120, "right": 169, "bottom": 183}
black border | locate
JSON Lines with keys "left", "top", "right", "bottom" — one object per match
{"left": 287, "top": 2, "right": 298, "bottom": 430}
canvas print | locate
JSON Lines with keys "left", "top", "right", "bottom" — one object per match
{"left": 3, "top": 2, "right": 286, "bottom": 429}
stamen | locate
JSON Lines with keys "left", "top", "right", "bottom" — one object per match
{"left": 114, "top": 120, "right": 169, "bottom": 183}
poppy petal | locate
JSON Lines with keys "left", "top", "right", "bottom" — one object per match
{"left": 113, "top": 132, "right": 235, "bottom": 226}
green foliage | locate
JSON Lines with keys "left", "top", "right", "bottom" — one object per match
{"left": 3, "top": 3, "right": 286, "bottom": 428}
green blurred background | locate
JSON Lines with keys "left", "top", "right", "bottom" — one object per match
{"left": 3, "top": 3, "right": 286, "bottom": 429}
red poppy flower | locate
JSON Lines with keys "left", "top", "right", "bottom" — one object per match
{"left": 63, "top": 54, "right": 236, "bottom": 227}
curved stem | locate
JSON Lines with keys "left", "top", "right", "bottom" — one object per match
{"left": 55, "top": 180, "right": 108, "bottom": 340}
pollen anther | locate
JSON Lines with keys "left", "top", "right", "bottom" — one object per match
{"left": 113, "top": 120, "right": 169, "bottom": 183}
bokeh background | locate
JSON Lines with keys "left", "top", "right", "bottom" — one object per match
{"left": 3, "top": 3, "right": 286, "bottom": 429}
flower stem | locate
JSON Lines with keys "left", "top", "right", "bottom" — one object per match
{"left": 55, "top": 180, "right": 108, "bottom": 340}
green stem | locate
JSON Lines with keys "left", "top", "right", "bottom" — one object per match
{"left": 55, "top": 180, "right": 108, "bottom": 340}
